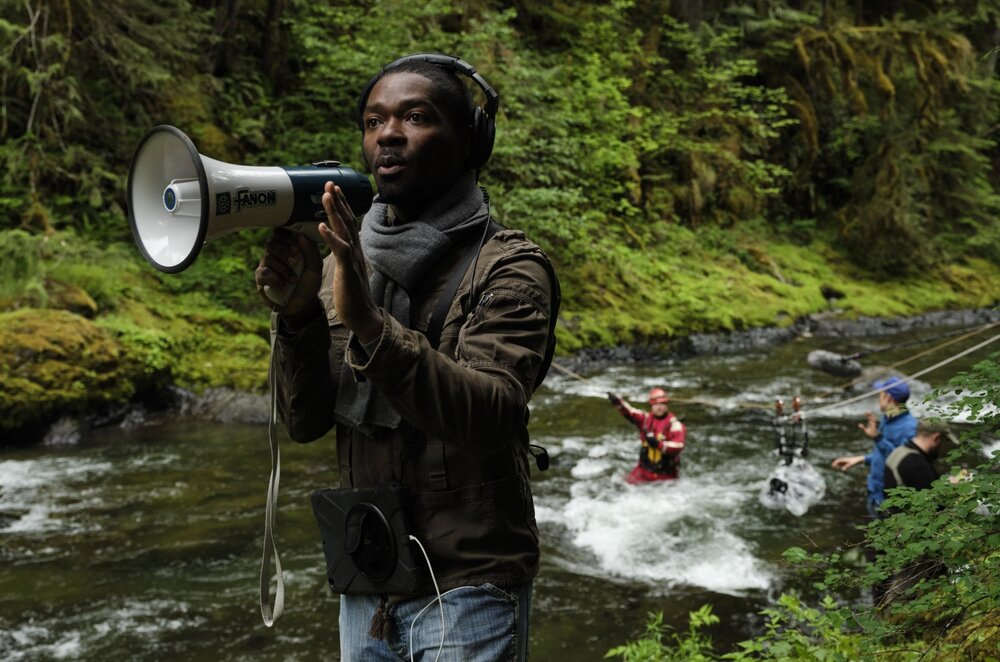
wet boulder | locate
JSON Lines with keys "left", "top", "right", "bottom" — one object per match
{"left": 807, "top": 349, "right": 863, "bottom": 378}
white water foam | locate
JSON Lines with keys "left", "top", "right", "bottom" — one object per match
{"left": 0, "top": 599, "right": 203, "bottom": 661}
{"left": 1, "top": 623, "right": 82, "bottom": 661}
{"left": 0, "top": 457, "right": 112, "bottom": 533}
{"left": 538, "top": 430, "right": 773, "bottom": 596}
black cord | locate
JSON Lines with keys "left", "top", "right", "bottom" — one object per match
{"left": 467, "top": 187, "right": 492, "bottom": 309}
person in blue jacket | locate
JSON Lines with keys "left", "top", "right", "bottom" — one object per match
{"left": 831, "top": 377, "right": 918, "bottom": 518}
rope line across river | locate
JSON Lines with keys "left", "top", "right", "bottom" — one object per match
{"left": 550, "top": 321, "right": 1000, "bottom": 417}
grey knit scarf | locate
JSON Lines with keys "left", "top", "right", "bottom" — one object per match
{"left": 334, "top": 172, "right": 489, "bottom": 433}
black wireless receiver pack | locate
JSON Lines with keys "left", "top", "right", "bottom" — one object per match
{"left": 310, "top": 485, "right": 423, "bottom": 594}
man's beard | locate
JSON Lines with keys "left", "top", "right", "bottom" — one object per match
{"left": 373, "top": 169, "right": 408, "bottom": 202}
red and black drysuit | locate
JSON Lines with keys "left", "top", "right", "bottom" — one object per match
{"left": 612, "top": 400, "right": 687, "bottom": 483}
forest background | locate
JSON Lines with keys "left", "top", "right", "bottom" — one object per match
{"left": 2, "top": 0, "right": 1000, "bottom": 659}
{"left": 3, "top": 0, "right": 1000, "bottom": 434}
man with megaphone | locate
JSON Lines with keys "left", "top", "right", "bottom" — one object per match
{"left": 255, "top": 53, "right": 559, "bottom": 661}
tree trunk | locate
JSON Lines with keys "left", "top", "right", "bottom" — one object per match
{"left": 212, "top": 0, "right": 241, "bottom": 77}
{"left": 262, "top": 0, "right": 285, "bottom": 75}
{"left": 672, "top": 0, "right": 703, "bottom": 29}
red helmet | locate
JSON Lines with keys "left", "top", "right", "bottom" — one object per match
{"left": 648, "top": 388, "right": 669, "bottom": 405}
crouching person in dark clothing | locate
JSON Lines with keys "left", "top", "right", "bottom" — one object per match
{"left": 878, "top": 420, "right": 958, "bottom": 608}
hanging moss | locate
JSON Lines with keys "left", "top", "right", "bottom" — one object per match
{"left": 784, "top": 16, "right": 997, "bottom": 273}
{"left": 793, "top": 35, "right": 810, "bottom": 71}
{"left": 785, "top": 77, "right": 819, "bottom": 175}
{"left": 873, "top": 51, "right": 895, "bottom": 101}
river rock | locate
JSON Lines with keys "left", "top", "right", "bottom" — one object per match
{"left": 807, "top": 349, "right": 863, "bottom": 377}
{"left": 178, "top": 387, "right": 271, "bottom": 425}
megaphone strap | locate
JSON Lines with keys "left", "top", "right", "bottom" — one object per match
{"left": 259, "top": 319, "right": 285, "bottom": 627}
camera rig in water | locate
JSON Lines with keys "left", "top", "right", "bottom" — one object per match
{"left": 761, "top": 395, "right": 826, "bottom": 514}
{"left": 767, "top": 396, "right": 811, "bottom": 498}
{"left": 773, "top": 396, "right": 810, "bottom": 466}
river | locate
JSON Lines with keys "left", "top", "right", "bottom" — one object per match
{"left": 1, "top": 320, "right": 996, "bottom": 660}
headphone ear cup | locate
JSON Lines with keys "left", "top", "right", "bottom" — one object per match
{"left": 469, "top": 106, "right": 495, "bottom": 171}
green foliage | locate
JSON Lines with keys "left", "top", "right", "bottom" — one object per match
{"left": 2, "top": 1, "right": 1000, "bottom": 428}
{"left": 605, "top": 598, "right": 862, "bottom": 661}
{"left": 791, "top": 352, "right": 1000, "bottom": 658}
{"left": 0, "top": 228, "right": 270, "bottom": 407}
{"left": 606, "top": 605, "right": 720, "bottom": 662}
{"left": 741, "top": 10, "right": 1000, "bottom": 276}
{"left": 635, "top": 17, "right": 795, "bottom": 229}
{"left": 150, "top": 231, "right": 270, "bottom": 313}
{"left": 0, "top": 0, "right": 213, "bottom": 236}
{"left": 99, "top": 317, "right": 174, "bottom": 377}
{"left": 853, "top": 353, "right": 1000, "bottom": 658}
{"left": 0, "top": 229, "right": 45, "bottom": 307}
{"left": 2, "top": 0, "right": 999, "bottom": 345}
{"left": 0, "top": 228, "right": 143, "bottom": 312}
{"left": 724, "top": 594, "right": 862, "bottom": 660}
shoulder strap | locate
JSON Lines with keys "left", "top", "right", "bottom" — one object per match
{"left": 886, "top": 444, "right": 920, "bottom": 488}
{"left": 425, "top": 220, "right": 502, "bottom": 349}
{"left": 423, "top": 220, "right": 500, "bottom": 491}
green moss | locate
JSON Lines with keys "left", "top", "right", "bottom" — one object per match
{"left": 2, "top": 226, "right": 998, "bottom": 438}
{"left": 96, "top": 291, "right": 270, "bottom": 394}
{"left": 558, "top": 224, "right": 1000, "bottom": 352}
{"left": 44, "top": 278, "right": 99, "bottom": 318}
{"left": 0, "top": 309, "right": 144, "bottom": 430}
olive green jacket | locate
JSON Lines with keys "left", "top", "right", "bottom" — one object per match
{"left": 272, "top": 227, "right": 557, "bottom": 593}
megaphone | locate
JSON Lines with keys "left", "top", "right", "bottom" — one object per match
{"left": 127, "top": 124, "right": 373, "bottom": 273}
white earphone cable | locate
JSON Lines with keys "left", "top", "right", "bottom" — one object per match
{"left": 408, "top": 534, "right": 445, "bottom": 662}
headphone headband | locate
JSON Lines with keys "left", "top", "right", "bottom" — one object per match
{"left": 357, "top": 52, "right": 500, "bottom": 125}
{"left": 356, "top": 53, "right": 499, "bottom": 171}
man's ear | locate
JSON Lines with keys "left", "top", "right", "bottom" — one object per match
{"left": 933, "top": 432, "right": 944, "bottom": 447}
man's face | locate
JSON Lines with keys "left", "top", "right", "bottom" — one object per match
{"left": 651, "top": 402, "right": 669, "bottom": 417}
{"left": 361, "top": 72, "right": 468, "bottom": 218}
{"left": 877, "top": 391, "right": 894, "bottom": 411}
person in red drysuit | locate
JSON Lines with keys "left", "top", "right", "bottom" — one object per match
{"left": 607, "top": 388, "right": 687, "bottom": 483}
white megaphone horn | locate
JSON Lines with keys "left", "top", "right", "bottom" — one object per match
{"left": 127, "top": 124, "right": 373, "bottom": 274}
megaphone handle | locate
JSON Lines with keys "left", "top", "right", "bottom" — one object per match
{"left": 262, "top": 258, "right": 305, "bottom": 307}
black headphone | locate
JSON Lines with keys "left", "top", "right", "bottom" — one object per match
{"left": 356, "top": 53, "right": 499, "bottom": 171}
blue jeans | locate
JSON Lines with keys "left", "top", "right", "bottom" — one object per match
{"left": 338, "top": 583, "right": 532, "bottom": 661}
